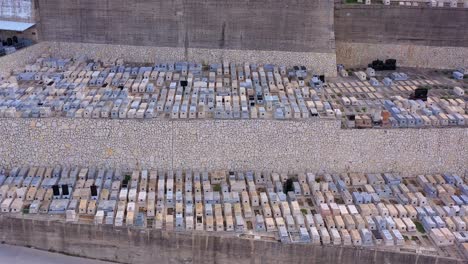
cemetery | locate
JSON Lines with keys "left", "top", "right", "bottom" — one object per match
{"left": 0, "top": 55, "right": 466, "bottom": 129}
{"left": 0, "top": 166, "right": 467, "bottom": 261}
{"left": 0, "top": 0, "right": 466, "bottom": 263}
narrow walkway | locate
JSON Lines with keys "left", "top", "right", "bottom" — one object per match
{"left": 0, "top": 244, "right": 115, "bottom": 264}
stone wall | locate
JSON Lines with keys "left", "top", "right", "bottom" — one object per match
{"left": 0, "top": 41, "right": 337, "bottom": 77}
{"left": 45, "top": 41, "right": 337, "bottom": 76}
{"left": 0, "top": 118, "right": 466, "bottom": 176}
{"left": 0, "top": 42, "right": 49, "bottom": 76}
{"left": 336, "top": 41, "right": 468, "bottom": 69}
{"left": 0, "top": 215, "right": 463, "bottom": 264}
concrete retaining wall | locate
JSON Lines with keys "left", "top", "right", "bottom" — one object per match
{"left": 336, "top": 41, "right": 468, "bottom": 69}
{"left": 335, "top": 5, "right": 468, "bottom": 47}
{"left": 334, "top": 5, "right": 468, "bottom": 69}
{"left": 0, "top": 118, "right": 466, "bottom": 176}
{"left": 36, "top": 0, "right": 335, "bottom": 54}
{"left": 0, "top": 216, "right": 463, "bottom": 264}
{"left": 33, "top": 0, "right": 337, "bottom": 75}
{"left": 5, "top": 4, "right": 468, "bottom": 76}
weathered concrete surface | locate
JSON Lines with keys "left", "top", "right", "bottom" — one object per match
{"left": 335, "top": 5, "right": 468, "bottom": 47}
{"left": 0, "top": 118, "right": 466, "bottom": 176}
{"left": 36, "top": 0, "right": 335, "bottom": 53}
{"left": 334, "top": 5, "right": 468, "bottom": 68}
{"left": 32, "top": 0, "right": 337, "bottom": 75}
{"left": 0, "top": 244, "right": 113, "bottom": 264}
{"left": 0, "top": 216, "right": 463, "bottom": 264}
{"left": 336, "top": 41, "right": 468, "bottom": 69}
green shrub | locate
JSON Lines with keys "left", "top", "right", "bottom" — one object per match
{"left": 213, "top": 184, "right": 221, "bottom": 192}
{"left": 414, "top": 221, "right": 426, "bottom": 233}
